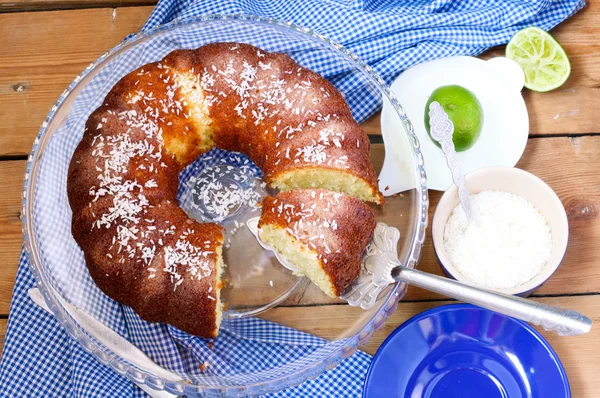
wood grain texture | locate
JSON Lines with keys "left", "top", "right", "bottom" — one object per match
{"left": 0, "top": 3, "right": 598, "bottom": 156}
{"left": 0, "top": 0, "right": 155, "bottom": 12}
{"left": 0, "top": 162, "right": 25, "bottom": 314}
{"left": 0, "top": 319, "right": 7, "bottom": 359}
{"left": 517, "top": 2, "right": 600, "bottom": 137}
{"left": 261, "top": 296, "right": 600, "bottom": 397}
{"left": 0, "top": 6, "right": 153, "bottom": 157}
{"left": 0, "top": 4, "right": 598, "bottom": 396}
{"left": 1, "top": 137, "right": 599, "bottom": 312}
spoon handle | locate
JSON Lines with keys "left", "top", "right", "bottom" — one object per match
{"left": 391, "top": 265, "right": 592, "bottom": 336}
{"left": 428, "top": 101, "right": 473, "bottom": 221}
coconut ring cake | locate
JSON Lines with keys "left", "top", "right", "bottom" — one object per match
{"left": 68, "top": 42, "right": 383, "bottom": 338}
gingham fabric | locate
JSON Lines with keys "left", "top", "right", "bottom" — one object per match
{"left": 0, "top": 0, "right": 584, "bottom": 397}
{"left": 142, "top": 0, "right": 585, "bottom": 123}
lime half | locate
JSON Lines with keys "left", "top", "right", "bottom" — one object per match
{"left": 506, "top": 27, "right": 571, "bottom": 92}
{"left": 425, "top": 85, "right": 484, "bottom": 152}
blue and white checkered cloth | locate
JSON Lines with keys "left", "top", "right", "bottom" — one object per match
{"left": 0, "top": 0, "right": 584, "bottom": 397}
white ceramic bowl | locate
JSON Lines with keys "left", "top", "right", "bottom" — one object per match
{"left": 432, "top": 167, "right": 569, "bottom": 296}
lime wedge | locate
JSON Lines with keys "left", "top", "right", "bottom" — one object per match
{"left": 506, "top": 27, "right": 570, "bottom": 92}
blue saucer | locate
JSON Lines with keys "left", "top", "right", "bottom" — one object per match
{"left": 363, "top": 304, "right": 569, "bottom": 398}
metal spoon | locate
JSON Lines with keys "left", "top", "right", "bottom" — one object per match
{"left": 333, "top": 101, "right": 591, "bottom": 335}
{"left": 428, "top": 101, "right": 473, "bottom": 221}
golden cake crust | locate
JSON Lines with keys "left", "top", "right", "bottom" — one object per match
{"left": 162, "top": 43, "right": 381, "bottom": 200}
{"left": 68, "top": 42, "right": 382, "bottom": 337}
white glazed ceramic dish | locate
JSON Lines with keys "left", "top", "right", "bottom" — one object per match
{"left": 379, "top": 56, "right": 529, "bottom": 193}
{"left": 431, "top": 167, "right": 569, "bottom": 296}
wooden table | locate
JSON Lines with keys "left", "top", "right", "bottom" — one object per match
{"left": 1, "top": 1, "right": 599, "bottom": 396}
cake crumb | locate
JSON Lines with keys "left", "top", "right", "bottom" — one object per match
{"left": 199, "top": 362, "right": 210, "bottom": 372}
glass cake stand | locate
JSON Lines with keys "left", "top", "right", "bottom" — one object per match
{"left": 22, "top": 15, "right": 428, "bottom": 397}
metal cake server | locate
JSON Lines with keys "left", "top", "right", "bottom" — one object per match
{"left": 247, "top": 217, "right": 592, "bottom": 336}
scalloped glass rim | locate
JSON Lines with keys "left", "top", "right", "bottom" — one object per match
{"left": 21, "top": 14, "right": 429, "bottom": 396}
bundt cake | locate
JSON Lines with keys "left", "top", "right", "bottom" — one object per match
{"left": 259, "top": 189, "right": 376, "bottom": 297}
{"left": 68, "top": 42, "right": 382, "bottom": 338}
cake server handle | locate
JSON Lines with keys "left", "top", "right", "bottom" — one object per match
{"left": 390, "top": 265, "right": 593, "bottom": 336}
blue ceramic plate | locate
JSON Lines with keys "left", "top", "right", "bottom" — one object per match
{"left": 363, "top": 304, "right": 569, "bottom": 398}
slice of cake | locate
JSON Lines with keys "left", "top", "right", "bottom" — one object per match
{"left": 258, "top": 189, "right": 376, "bottom": 297}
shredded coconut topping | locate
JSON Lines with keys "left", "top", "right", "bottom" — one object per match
{"left": 164, "top": 230, "right": 214, "bottom": 291}
{"left": 266, "top": 191, "right": 344, "bottom": 261}
{"left": 444, "top": 190, "right": 553, "bottom": 289}
{"left": 84, "top": 45, "right": 358, "bottom": 287}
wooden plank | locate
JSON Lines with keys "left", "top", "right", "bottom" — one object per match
{"left": 518, "top": 2, "right": 600, "bottom": 137}
{"left": 0, "top": 161, "right": 25, "bottom": 314}
{"left": 1, "top": 136, "right": 599, "bottom": 310}
{"left": 0, "top": 4, "right": 598, "bottom": 157}
{"left": 0, "top": 0, "right": 155, "bottom": 13}
{"left": 261, "top": 295, "right": 600, "bottom": 397}
{"left": 0, "top": 6, "right": 153, "bottom": 157}
{"left": 0, "top": 319, "right": 7, "bottom": 359}
{"left": 515, "top": 136, "right": 600, "bottom": 294}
